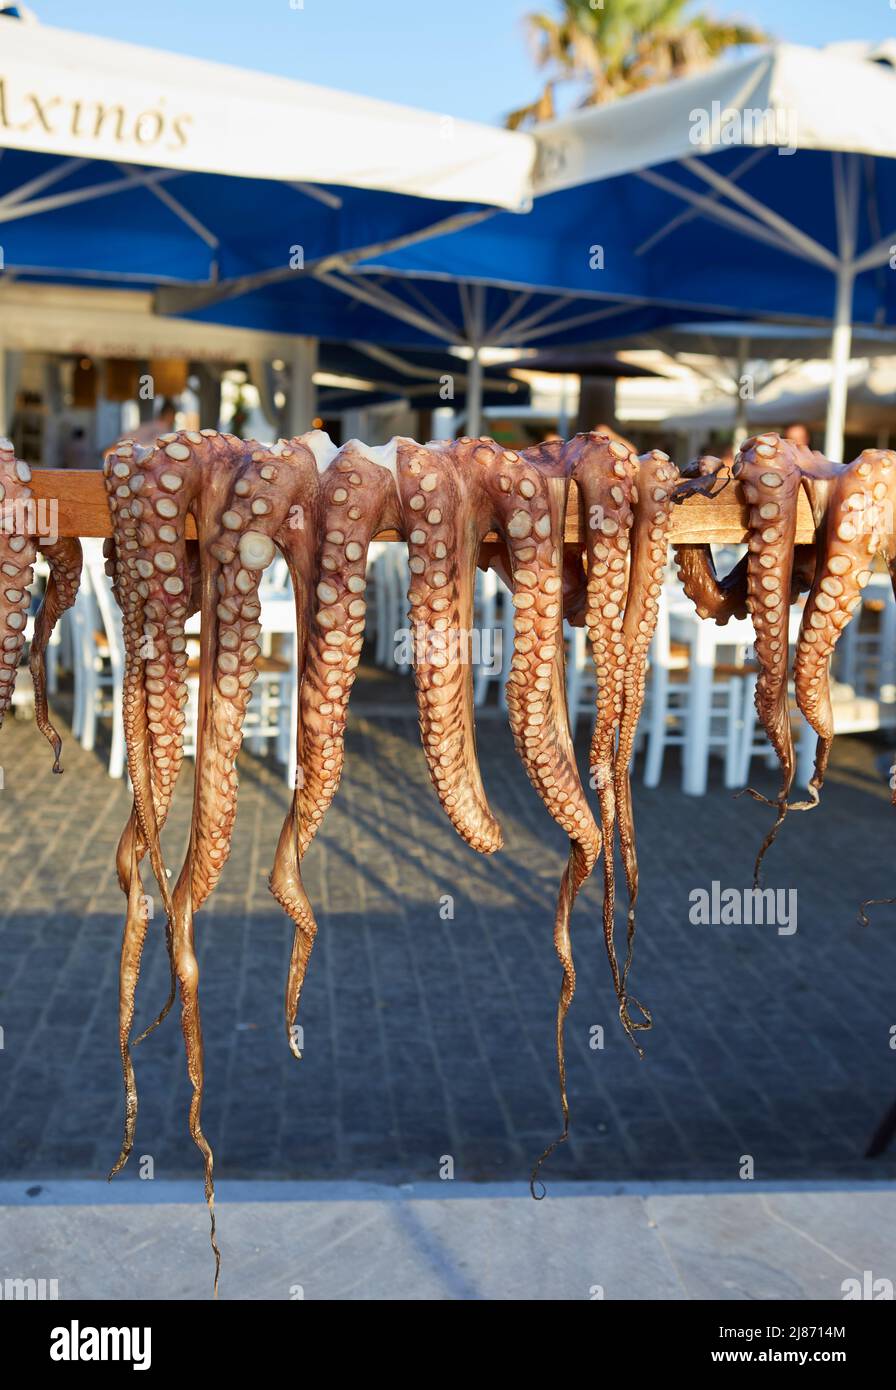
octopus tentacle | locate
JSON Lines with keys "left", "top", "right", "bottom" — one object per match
{"left": 480, "top": 437, "right": 600, "bottom": 1192}
{"left": 168, "top": 435, "right": 319, "bottom": 1289}
{"left": 674, "top": 546, "right": 749, "bottom": 623}
{"left": 614, "top": 450, "right": 677, "bottom": 1022}
{"left": 297, "top": 437, "right": 401, "bottom": 856}
{"left": 396, "top": 436, "right": 504, "bottom": 854}
{"left": 262, "top": 435, "right": 325, "bottom": 1059}
{"left": 732, "top": 435, "right": 806, "bottom": 882}
{"left": 673, "top": 458, "right": 750, "bottom": 624}
{"left": 385, "top": 434, "right": 598, "bottom": 1188}
{"left": 104, "top": 433, "right": 205, "bottom": 1179}
{"left": 795, "top": 450, "right": 895, "bottom": 806}
{"left": 29, "top": 537, "right": 82, "bottom": 771}
{"left": 130, "top": 533, "right": 204, "bottom": 1048}
{"left": 564, "top": 433, "right": 640, "bottom": 1042}
{"left": 0, "top": 444, "right": 38, "bottom": 731}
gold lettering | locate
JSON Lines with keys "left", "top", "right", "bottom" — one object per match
{"left": 169, "top": 114, "right": 192, "bottom": 150}
{"left": 92, "top": 104, "right": 128, "bottom": 142}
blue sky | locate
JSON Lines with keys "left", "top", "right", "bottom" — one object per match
{"left": 20, "top": 0, "right": 896, "bottom": 123}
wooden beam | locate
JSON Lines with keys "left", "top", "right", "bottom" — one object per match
{"left": 26, "top": 469, "right": 818, "bottom": 544}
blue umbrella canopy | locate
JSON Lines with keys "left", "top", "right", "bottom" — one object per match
{"left": 0, "top": 13, "right": 533, "bottom": 285}
{"left": 361, "top": 44, "right": 896, "bottom": 457}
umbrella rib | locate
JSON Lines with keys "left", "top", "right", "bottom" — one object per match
{"left": 388, "top": 279, "right": 461, "bottom": 338}
{"left": 635, "top": 167, "right": 825, "bottom": 266}
{"left": 314, "top": 267, "right": 446, "bottom": 340}
{"left": 351, "top": 341, "right": 456, "bottom": 382}
{"left": 852, "top": 229, "right": 896, "bottom": 275}
{"left": 114, "top": 163, "right": 220, "bottom": 250}
{"left": 682, "top": 157, "right": 840, "bottom": 271}
{"left": 0, "top": 166, "right": 183, "bottom": 226}
{"left": 0, "top": 156, "right": 89, "bottom": 210}
{"left": 290, "top": 182, "right": 344, "bottom": 210}
{"left": 490, "top": 293, "right": 577, "bottom": 343}
{"left": 635, "top": 149, "right": 769, "bottom": 256}
{"left": 487, "top": 291, "right": 534, "bottom": 339}
{"left": 498, "top": 298, "right": 640, "bottom": 348}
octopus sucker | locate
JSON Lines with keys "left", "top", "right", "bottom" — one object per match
{"left": 564, "top": 433, "right": 639, "bottom": 1044}
{"left": 29, "top": 537, "right": 83, "bottom": 771}
{"left": 613, "top": 450, "right": 677, "bottom": 1038}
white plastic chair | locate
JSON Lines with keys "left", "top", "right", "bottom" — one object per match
{"left": 642, "top": 587, "right": 747, "bottom": 794}
{"left": 73, "top": 544, "right": 126, "bottom": 779}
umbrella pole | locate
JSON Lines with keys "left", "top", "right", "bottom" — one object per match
{"left": 466, "top": 346, "right": 483, "bottom": 437}
{"left": 463, "top": 282, "right": 486, "bottom": 438}
{"left": 287, "top": 336, "right": 319, "bottom": 436}
{"left": 733, "top": 335, "right": 749, "bottom": 448}
{"left": 824, "top": 264, "right": 855, "bottom": 463}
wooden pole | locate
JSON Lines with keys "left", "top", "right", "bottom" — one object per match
{"left": 24, "top": 468, "right": 819, "bottom": 545}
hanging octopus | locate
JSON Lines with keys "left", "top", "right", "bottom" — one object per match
{"left": 0, "top": 439, "right": 82, "bottom": 771}
{"left": 102, "top": 428, "right": 325, "bottom": 1294}
{"left": 673, "top": 432, "right": 896, "bottom": 887}
{"left": 292, "top": 434, "right": 601, "bottom": 1191}
{"left": 87, "top": 426, "right": 770, "bottom": 1288}
{"left": 4, "top": 423, "right": 896, "bottom": 1298}
{"left": 561, "top": 434, "right": 677, "bottom": 1057}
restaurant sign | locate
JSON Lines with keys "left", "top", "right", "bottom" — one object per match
{"left": 0, "top": 74, "right": 193, "bottom": 157}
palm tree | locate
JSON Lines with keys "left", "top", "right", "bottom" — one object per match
{"left": 506, "top": 0, "right": 768, "bottom": 128}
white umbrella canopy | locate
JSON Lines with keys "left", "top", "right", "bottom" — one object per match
{"left": 534, "top": 43, "right": 896, "bottom": 191}
{"left": 372, "top": 43, "right": 896, "bottom": 461}
{"left": 0, "top": 10, "right": 535, "bottom": 312}
{"left": 529, "top": 41, "right": 896, "bottom": 460}
{"left": 661, "top": 360, "right": 896, "bottom": 440}
{"left": 0, "top": 15, "right": 533, "bottom": 206}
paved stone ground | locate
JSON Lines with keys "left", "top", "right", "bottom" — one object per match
{"left": 2, "top": 666, "right": 896, "bottom": 1190}
{"left": 3, "top": 1179, "right": 893, "bottom": 1301}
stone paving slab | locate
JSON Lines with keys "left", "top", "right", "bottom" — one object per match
{"left": 1, "top": 669, "right": 896, "bottom": 1187}
{"left": 0, "top": 1180, "right": 892, "bottom": 1301}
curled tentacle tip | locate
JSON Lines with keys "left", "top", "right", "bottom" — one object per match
{"left": 857, "top": 897, "right": 895, "bottom": 927}
{"left": 734, "top": 786, "right": 773, "bottom": 808}
{"left": 621, "top": 994, "right": 652, "bottom": 1032}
